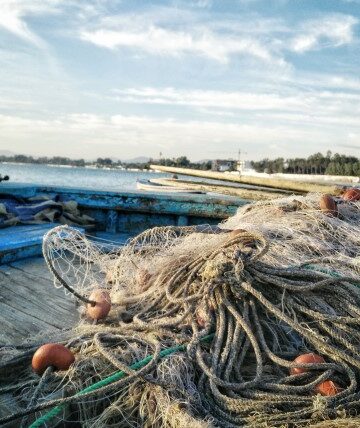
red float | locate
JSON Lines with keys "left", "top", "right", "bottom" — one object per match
{"left": 32, "top": 343, "right": 75, "bottom": 375}
{"left": 342, "top": 188, "right": 360, "bottom": 202}
{"left": 290, "top": 353, "right": 325, "bottom": 375}
{"left": 315, "top": 380, "right": 342, "bottom": 396}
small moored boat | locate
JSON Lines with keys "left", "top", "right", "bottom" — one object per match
{"left": 136, "top": 178, "right": 205, "bottom": 194}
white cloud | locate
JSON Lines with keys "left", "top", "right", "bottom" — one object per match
{"left": 0, "top": 0, "right": 62, "bottom": 47}
{"left": 0, "top": 3, "right": 359, "bottom": 160}
{"left": 114, "top": 87, "right": 306, "bottom": 111}
{"left": 112, "top": 86, "right": 360, "bottom": 122}
{"left": 291, "top": 14, "right": 358, "bottom": 53}
{"left": 290, "top": 73, "right": 360, "bottom": 92}
{"left": 80, "top": 25, "right": 276, "bottom": 64}
{"left": 0, "top": 112, "right": 356, "bottom": 160}
{"left": 0, "top": 0, "right": 109, "bottom": 47}
{"left": 79, "top": 10, "right": 358, "bottom": 65}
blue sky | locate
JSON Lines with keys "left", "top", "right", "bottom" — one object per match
{"left": 0, "top": 0, "right": 359, "bottom": 161}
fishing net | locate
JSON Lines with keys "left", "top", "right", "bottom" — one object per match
{"left": 1, "top": 193, "right": 360, "bottom": 427}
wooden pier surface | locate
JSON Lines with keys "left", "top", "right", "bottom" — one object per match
{"left": 0, "top": 256, "right": 78, "bottom": 345}
{"left": 150, "top": 165, "right": 344, "bottom": 195}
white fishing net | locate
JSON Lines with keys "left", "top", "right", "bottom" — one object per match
{"left": 43, "top": 193, "right": 360, "bottom": 306}
{"left": 2, "top": 193, "right": 360, "bottom": 428}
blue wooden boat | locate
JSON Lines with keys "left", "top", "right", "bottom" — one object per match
{"left": 0, "top": 182, "right": 248, "bottom": 349}
{"left": 0, "top": 181, "right": 249, "bottom": 417}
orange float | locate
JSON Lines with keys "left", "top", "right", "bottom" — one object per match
{"left": 32, "top": 343, "right": 75, "bottom": 375}
{"left": 342, "top": 188, "right": 360, "bottom": 202}
{"left": 315, "top": 380, "right": 342, "bottom": 396}
{"left": 290, "top": 353, "right": 325, "bottom": 375}
{"left": 87, "top": 289, "right": 111, "bottom": 320}
{"left": 319, "top": 194, "right": 338, "bottom": 217}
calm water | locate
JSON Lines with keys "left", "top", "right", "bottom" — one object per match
{"left": 0, "top": 163, "right": 170, "bottom": 191}
{"left": 5, "top": 163, "right": 351, "bottom": 193}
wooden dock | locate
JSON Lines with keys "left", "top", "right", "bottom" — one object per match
{"left": 0, "top": 256, "right": 78, "bottom": 345}
{"left": 150, "top": 165, "right": 344, "bottom": 195}
{"left": 0, "top": 256, "right": 79, "bottom": 421}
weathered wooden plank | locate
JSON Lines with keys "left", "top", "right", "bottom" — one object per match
{"left": 0, "top": 299, "right": 59, "bottom": 342}
{"left": 1, "top": 225, "right": 59, "bottom": 251}
{"left": 0, "top": 243, "right": 45, "bottom": 265}
{"left": 1, "top": 183, "right": 244, "bottom": 210}
{"left": 0, "top": 276, "right": 76, "bottom": 326}
{"left": 8, "top": 257, "right": 54, "bottom": 281}
{"left": 116, "top": 212, "right": 177, "bottom": 233}
{"left": 46, "top": 189, "right": 244, "bottom": 219}
{"left": 9, "top": 253, "right": 84, "bottom": 286}
{"left": 0, "top": 264, "right": 78, "bottom": 314}
{"left": 0, "top": 257, "right": 79, "bottom": 344}
{"left": 0, "top": 224, "right": 85, "bottom": 265}
{"left": 0, "top": 183, "right": 37, "bottom": 198}
{"left": 0, "top": 224, "right": 57, "bottom": 237}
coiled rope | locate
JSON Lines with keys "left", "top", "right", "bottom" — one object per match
{"left": 2, "top": 214, "right": 360, "bottom": 427}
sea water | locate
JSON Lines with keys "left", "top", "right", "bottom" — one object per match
{"left": 5, "top": 162, "right": 347, "bottom": 193}
{"left": 0, "top": 163, "right": 170, "bottom": 191}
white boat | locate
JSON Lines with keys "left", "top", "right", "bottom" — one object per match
{"left": 136, "top": 179, "right": 204, "bottom": 194}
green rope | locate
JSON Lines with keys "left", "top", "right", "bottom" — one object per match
{"left": 29, "top": 334, "right": 214, "bottom": 428}
{"left": 303, "top": 264, "right": 359, "bottom": 287}
{"left": 304, "top": 264, "right": 342, "bottom": 277}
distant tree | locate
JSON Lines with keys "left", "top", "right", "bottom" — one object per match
{"left": 103, "top": 158, "right": 113, "bottom": 166}
{"left": 14, "top": 154, "right": 31, "bottom": 163}
{"left": 96, "top": 157, "right": 113, "bottom": 167}
{"left": 73, "top": 159, "right": 85, "bottom": 167}
{"left": 175, "top": 156, "right": 190, "bottom": 167}
{"left": 253, "top": 152, "right": 360, "bottom": 177}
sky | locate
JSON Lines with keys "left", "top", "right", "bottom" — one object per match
{"left": 0, "top": 0, "right": 359, "bottom": 161}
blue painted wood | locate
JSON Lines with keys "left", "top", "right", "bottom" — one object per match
{"left": 0, "top": 224, "right": 58, "bottom": 251}
{"left": 106, "top": 210, "right": 118, "bottom": 233}
{"left": 0, "top": 184, "right": 247, "bottom": 220}
{"left": 0, "top": 184, "right": 247, "bottom": 254}
{"left": 118, "top": 212, "right": 186, "bottom": 233}
{"left": 0, "top": 223, "right": 84, "bottom": 264}
{"left": 0, "top": 243, "right": 45, "bottom": 264}
{"left": 90, "top": 231, "right": 135, "bottom": 251}
{"left": 48, "top": 189, "right": 244, "bottom": 219}
{"left": 177, "top": 215, "right": 188, "bottom": 226}
{"left": 0, "top": 183, "right": 37, "bottom": 198}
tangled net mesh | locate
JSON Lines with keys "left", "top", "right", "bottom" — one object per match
{"left": 2, "top": 193, "right": 360, "bottom": 427}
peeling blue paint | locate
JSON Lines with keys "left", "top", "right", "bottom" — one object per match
{"left": 0, "top": 183, "right": 248, "bottom": 264}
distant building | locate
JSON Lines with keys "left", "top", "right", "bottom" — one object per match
{"left": 212, "top": 159, "right": 236, "bottom": 172}
{"left": 236, "top": 160, "right": 252, "bottom": 173}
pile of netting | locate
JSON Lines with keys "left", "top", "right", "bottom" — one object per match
{"left": 1, "top": 193, "right": 360, "bottom": 427}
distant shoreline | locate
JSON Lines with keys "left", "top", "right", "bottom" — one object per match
{"left": 0, "top": 161, "right": 155, "bottom": 172}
